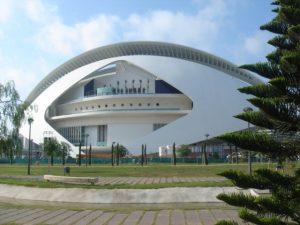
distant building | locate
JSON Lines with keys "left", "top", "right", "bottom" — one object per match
{"left": 19, "top": 134, "right": 41, "bottom": 159}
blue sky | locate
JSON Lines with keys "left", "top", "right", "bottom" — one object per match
{"left": 0, "top": 0, "right": 274, "bottom": 100}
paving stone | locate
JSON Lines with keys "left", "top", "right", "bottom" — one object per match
{"left": 0, "top": 209, "right": 42, "bottom": 225}
{"left": 44, "top": 210, "right": 77, "bottom": 224}
{"left": 122, "top": 211, "right": 143, "bottom": 225}
{"left": 185, "top": 210, "right": 202, "bottom": 225}
{"left": 0, "top": 209, "right": 28, "bottom": 221}
{"left": 90, "top": 212, "right": 114, "bottom": 225}
{"left": 0, "top": 208, "right": 17, "bottom": 217}
{"left": 198, "top": 210, "right": 216, "bottom": 225}
{"left": 152, "top": 178, "right": 160, "bottom": 184}
{"left": 0, "top": 208, "right": 13, "bottom": 215}
{"left": 139, "top": 178, "right": 150, "bottom": 184}
{"left": 73, "top": 210, "right": 103, "bottom": 225}
{"left": 145, "top": 177, "right": 154, "bottom": 184}
{"left": 178, "top": 177, "right": 187, "bottom": 183}
{"left": 96, "top": 177, "right": 106, "bottom": 184}
{"left": 211, "top": 209, "right": 230, "bottom": 222}
{"left": 172, "top": 177, "right": 180, "bottom": 183}
{"left": 160, "top": 177, "right": 167, "bottom": 183}
{"left": 185, "top": 177, "right": 194, "bottom": 183}
{"left": 105, "top": 177, "right": 120, "bottom": 184}
{"left": 155, "top": 210, "right": 169, "bottom": 225}
{"left": 131, "top": 178, "right": 144, "bottom": 185}
{"left": 14, "top": 210, "right": 50, "bottom": 224}
{"left": 24, "top": 209, "right": 67, "bottom": 225}
{"left": 106, "top": 213, "right": 127, "bottom": 225}
{"left": 170, "top": 209, "right": 185, "bottom": 225}
{"left": 139, "top": 211, "right": 156, "bottom": 225}
{"left": 59, "top": 210, "right": 92, "bottom": 225}
{"left": 166, "top": 177, "right": 173, "bottom": 183}
{"left": 124, "top": 177, "right": 136, "bottom": 184}
{"left": 110, "top": 177, "right": 124, "bottom": 184}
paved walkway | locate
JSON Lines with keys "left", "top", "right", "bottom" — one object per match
{"left": 0, "top": 175, "right": 226, "bottom": 185}
{"left": 0, "top": 207, "right": 247, "bottom": 225}
{"left": 95, "top": 176, "right": 226, "bottom": 185}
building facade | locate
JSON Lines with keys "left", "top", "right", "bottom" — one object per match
{"left": 22, "top": 41, "right": 263, "bottom": 154}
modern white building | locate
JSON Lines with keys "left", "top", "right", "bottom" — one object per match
{"left": 23, "top": 41, "right": 263, "bottom": 154}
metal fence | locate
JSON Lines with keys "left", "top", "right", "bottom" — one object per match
{"left": 0, "top": 156, "right": 268, "bottom": 165}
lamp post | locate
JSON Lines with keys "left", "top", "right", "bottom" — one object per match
{"left": 85, "top": 134, "right": 89, "bottom": 167}
{"left": 111, "top": 142, "right": 115, "bottom": 166}
{"left": 243, "top": 106, "right": 253, "bottom": 175}
{"left": 27, "top": 117, "right": 33, "bottom": 175}
{"left": 204, "top": 133, "right": 209, "bottom": 165}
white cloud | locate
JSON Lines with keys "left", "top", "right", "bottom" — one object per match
{"left": 34, "top": 0, "right": 233, "bottom": 55}
{"left": 36, "top": 20, "right": 78, "bottom": 55}
{"left": 0, "top": 0, "right": 15, "bottom": 23}
{"left": 24, "top": 0, "right": 57, "bottom": 23}
{"left": 76, "top": 15, "right": 121, "bottom": 51}
{"left": 0, "top": 67, "right": 36, "bottom": 97}
{"left": 230, "top": 31, "right": 274, "bottom": 64}
{"left": 244, "top": 32, "right": 272, "bottom": 55}
{"left": 124, "top": 10, "right": 219, "bottom": 50}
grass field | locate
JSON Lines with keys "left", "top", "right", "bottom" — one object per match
{"left": 0, "top": 162, "right": 298, "bottom": 189}
{"left": 0, "top": 162, "right": 293, "bottom": 177}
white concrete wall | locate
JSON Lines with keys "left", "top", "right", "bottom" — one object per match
{"left": 84, "top": 126, "right": 97, "bottom": 146}
{"left": 108, "top": 123, "right": 153, "bottom": 146}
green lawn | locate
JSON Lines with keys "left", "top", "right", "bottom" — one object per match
{"left": 0, "top": 162, "right": 297, "bottom": 189}
{"left": 0, "top": 162, "right": 296, "bottom": 177}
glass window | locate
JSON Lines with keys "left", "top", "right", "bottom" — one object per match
{"left": 97, "top": 125, "right": 107, "bottom": 143}
{"left": 153, "top": 123, "right": 167, "bottom": 131}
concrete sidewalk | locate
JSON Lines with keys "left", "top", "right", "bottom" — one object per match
{"left": 0, "top": 184, "right": 247, "bottom": 204}
{"left": 0, "top": 207, "right": 246, "bottom": 225}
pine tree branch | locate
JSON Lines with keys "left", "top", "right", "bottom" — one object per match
{"left": 239, "top": 84, "right": 283, "bottom": 98}
{"left": 248, "top": 98, "right": 300, "bottom": 132}
{"left": 239, "top": 208, "right": 289, "bottom": 225}
{"left": 217, "top": 192, "right": 259, "bottom": 210}
{"left": 215, "top": 220, "right": 238, "bottom": 225}
{"left": 234, "top": 111, "right": 275, "bottom": 130}
{"left": 218, "top": 132, "right": 299, "bottom": 159}
{"left": 239, "top": 62, "right": 281, "bottom": 79}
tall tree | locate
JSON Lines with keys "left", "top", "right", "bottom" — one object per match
{"left": 43, "top": 138, "right": 60, "bottom": 166}
{"left": 216, "top": 1, "right": 300, "bottom": 225}
{"left": 0, "top": 81, "right": 27, "bottom": 160}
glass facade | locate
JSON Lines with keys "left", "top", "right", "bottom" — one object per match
{"left": 97, "top": 125, "right": 107, "bottom": 146}
{"left": 153, "top": 123, "right": 167, "bottom": 131}
{"left": 58, "top": 126, "right": 85, "bottom": 146}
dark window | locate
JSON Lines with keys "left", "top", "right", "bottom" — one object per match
{"left": 97, "top": 125, "right": 107, "bottom": 143}
{"left": 138, "top": 103, "right": 142, "bottom": 106}
{"left": 105, "top": 104, "right": 108, "bottom": 108}
{"left": 113, "top": 104, "right": 116, "bottom": 107}
{"left": 84, "top": 79, "right": 94, "bottom": 97}
{"left": 147, "top": 103, "right": 151, "bottom": 106}
{"left": 130, "top": 103, "right": 133, "bottom": 107}
{"left": 156, "top": 103, "right": 160, "bottom": 106}
{"left": 155, "top": 80, "right": 182, "bottom": 94}
{"left": 121, "top": 104, "right": 124, "bottom": 107}
{"left": 98, "top": 105, "right": 101, "bottom": 108}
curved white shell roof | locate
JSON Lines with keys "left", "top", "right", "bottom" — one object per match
{"left": 27, "top": 41, "right": 261, "bottom": 103}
